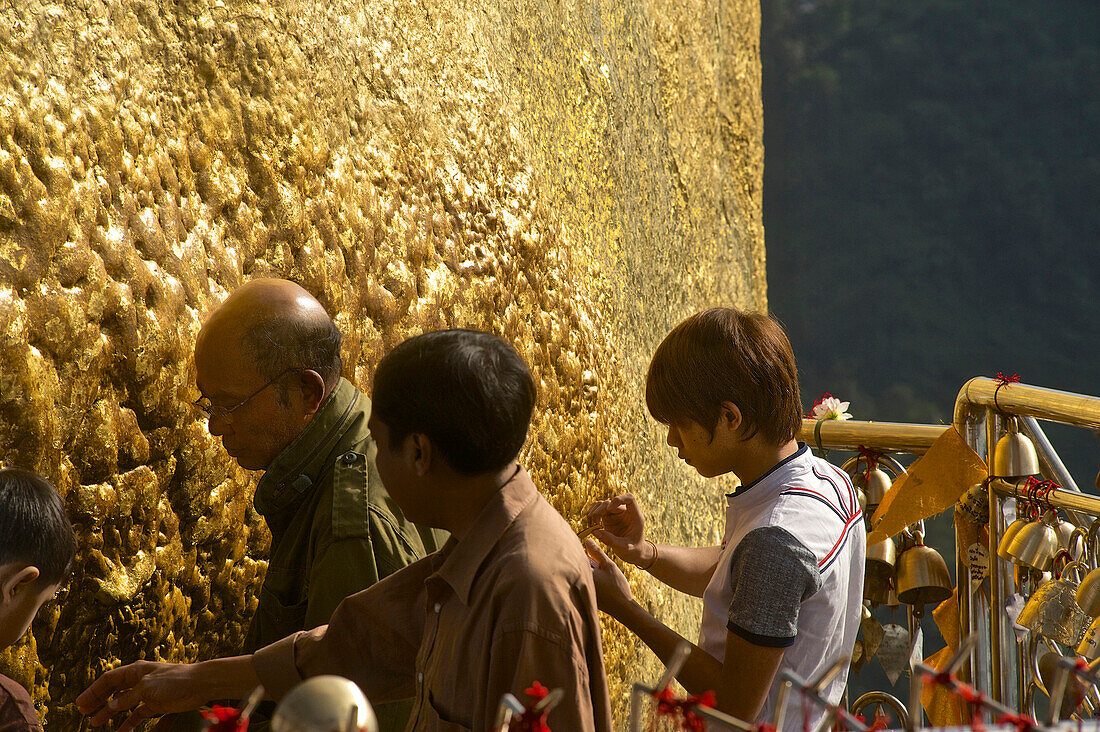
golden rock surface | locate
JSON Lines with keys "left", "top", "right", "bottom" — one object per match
{"left": 0, "top": 0, "right": 763, "bottom": 726}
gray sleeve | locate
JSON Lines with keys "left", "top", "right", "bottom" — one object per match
{"left": 726, "top": 526, "right": 822, "bottom": 647}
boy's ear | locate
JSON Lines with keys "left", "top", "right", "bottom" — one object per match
{"left": 408, "top": 433, "right": 433, "bottom": 476}
{"left": 717, "top": 401, "right": 744, "bottom": 434}
{"left": 0, "top": 564, "right": 40, "bottom": 603}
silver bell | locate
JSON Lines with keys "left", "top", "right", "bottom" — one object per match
{"left": 993, "top": 417, "right": 1040, "bottom": 479}
{"left": 272, "top": 676, "right": 379, "bottom": 732}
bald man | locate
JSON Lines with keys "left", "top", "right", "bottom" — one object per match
{"left": 191, "top": 279, "right": 443, "bottom": 729}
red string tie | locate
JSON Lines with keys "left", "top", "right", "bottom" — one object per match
{"left": 856, "top": 445, "right": 882, "bottom": 480}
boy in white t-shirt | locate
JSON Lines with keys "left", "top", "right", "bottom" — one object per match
{"left": 587, "top": 308, "right": 865, "bottom": 729}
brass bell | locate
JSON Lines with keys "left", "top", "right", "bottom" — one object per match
{"left": 993, "top": 416, "right": 1040, "bottom": 479}
{"left": 853, "top": 466, "right": 892, "bottom": 515}
{"left": 864, "top": 537, "right": 897, "bottom": 606}
{"left": 1077, "top": 566, "right": 1100, "bottom": 618}
{"left": 1038, "top": 651, "right": 1091, "bottom": 718}
{"left": 1079, "top": 616, "right": 1100, "bottom": 660}
{"left": 1007, "top": 510, "right": 1061, "bottom": 571}
{"left": 896, "top": 532, "right": 953, "bottom": 606}
{"left": 1017, "top": 560, "right": 1090, "bottom": 647}
{"left": 998, "top": 514, "right": 1030, "bottom": 560}
{"left": 1058, "top": 522, "right": 1086, "bottom": 561}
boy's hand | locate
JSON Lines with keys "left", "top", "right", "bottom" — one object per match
{"left": 585, "top": 539, "right": 634, "bottom": 616}
{"left": 77, "top": 661, "right": 208, "bottom": 731}
{"left": 585, "top": 494, "right": 649, "bottom": 565}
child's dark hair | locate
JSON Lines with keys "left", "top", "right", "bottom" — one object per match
{"left": 372, "top": 329, "right": 536, "bottom": 475}
{"left": 0, "top": 468, "right": 77, "bottom": 587}
{"left": 646, "top": 308, "right": 802, "bottom": 444}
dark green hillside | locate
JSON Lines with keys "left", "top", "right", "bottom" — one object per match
{"left": 762, "top": 0, "right": 1100, "bottom": 486}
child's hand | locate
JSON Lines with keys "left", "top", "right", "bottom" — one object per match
{"left": 584, "top": 494, "right": 649, "bottom": 565}
{"left": 585, "top": 539, "right": 634, "bottom": 615}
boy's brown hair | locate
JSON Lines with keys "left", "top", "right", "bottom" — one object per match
{"left": 645, "top": 308, "right": 802, "bottom": 444}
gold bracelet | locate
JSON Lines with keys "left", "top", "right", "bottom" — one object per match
{"left": 638, "top": 539, "right": 658, "bottom": 571}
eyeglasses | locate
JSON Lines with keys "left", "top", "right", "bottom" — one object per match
{"left": 192, "top": 367, "right": 302, "bottom": 420}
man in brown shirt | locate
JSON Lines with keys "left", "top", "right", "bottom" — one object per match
{"left": 78, "top": 330, "right": 613, "bottom": 732}
{"left": 0, "top": 675, "right": 41, "bottom": 732}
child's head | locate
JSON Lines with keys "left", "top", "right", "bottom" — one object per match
{"left": 645, "top": 308, "right": 802, "bottom": 445}
{"left": 0, "top": 468, "right": 77, "bottom": 650}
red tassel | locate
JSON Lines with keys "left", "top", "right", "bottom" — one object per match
{"left": 652, "top": 687, "right": 716, "bottom": 731}
{"left": 201, "top": 706, "right": 248, "bottom": 732}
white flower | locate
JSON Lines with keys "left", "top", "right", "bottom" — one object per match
{"left": 811, "top": 395, "right": 852, "bottom": 421}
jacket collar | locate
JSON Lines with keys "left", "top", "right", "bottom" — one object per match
{"left": 434, "top": 465, "right": 536, "bottom": 605}
{"left": 254, "top": 377, "right": 362, "bottom": 517}
{"left": 726, "top": 443, "right": 810, "bottom": 503}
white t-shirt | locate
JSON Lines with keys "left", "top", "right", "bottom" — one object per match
{"left": 698, "top": 444, "right": 866, "bottom": 730}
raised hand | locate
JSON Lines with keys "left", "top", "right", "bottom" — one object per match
{"left": 584, "top": 494, "right": 653, "bottom": 567}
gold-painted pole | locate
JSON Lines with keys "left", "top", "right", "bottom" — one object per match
{"left": 799, "top": 419, "right": 947, "bottom": 454}
{"left": 955, "top": 518, "right": 971, "bottom": 685}
{"left": 986, "top": 410, "right": 1006, "bottom": 708}
{"left": 990, "top": 478, "right": 1100, "bottom": 515}
{"left": 953, "top": 377, "right": 1100, "bottom": 431}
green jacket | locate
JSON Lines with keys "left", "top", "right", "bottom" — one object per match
{"left": 247, "top": 377, "right": 445, "bottom": 730}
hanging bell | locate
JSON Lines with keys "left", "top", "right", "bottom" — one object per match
{"left": 1079, "top": 616, "right": 1100, "bottom": 660}
{"left": 998, "top": 514, "right": 1030, "bottom": 560}
{"left": 1007, "top": 510, "right": 1061, "bottom": 571}
{"left": 864, "top": 538, "right": 897, "bottom": 606}
{"left": 1076, "top": 566, "right": 1100, "bottom": 618}
{"left": 1058, "top": 522, "right": 1086, "bottom": 561}
{"left": 1037, "top": 651, "right": 1091, "bottom": 719}
{"left": 853, "top": 466, "right": 892, "bottom": 516}
{"left": 1017, "top": 560, "right": 1090, "bottom": 647}
{"left": 993, "top": 416, "right": 1041, "bottom": 479}
{"left": 896, "top": 535, "right": 953, "bottom": 606}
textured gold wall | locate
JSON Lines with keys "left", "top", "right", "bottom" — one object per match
{"left": 0, "top": 0, "right": 763, "bottom": 727}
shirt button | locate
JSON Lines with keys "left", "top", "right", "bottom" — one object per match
{"left": 341, "top": 452, "right": 358, "bottom": 465}
{"left": 433, "top": 602, "right": 441, "bottom": 613}
{"left": 417, "top": 672, "right": 424, "bottom": 683}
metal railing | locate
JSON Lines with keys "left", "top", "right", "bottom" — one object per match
{"left": 800, "top": 376, "right": 1100, "bottom": 725}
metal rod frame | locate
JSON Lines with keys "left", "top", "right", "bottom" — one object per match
{"left": 805, "top": 376, "right": 1100, "bottom": 724}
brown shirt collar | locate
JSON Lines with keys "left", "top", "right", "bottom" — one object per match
{"left": 433, "top": 464, "right": 534, "bottom": 605}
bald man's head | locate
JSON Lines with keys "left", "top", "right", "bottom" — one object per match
{"left": 198, "top": 279, "right": 343, "bottom": 395}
